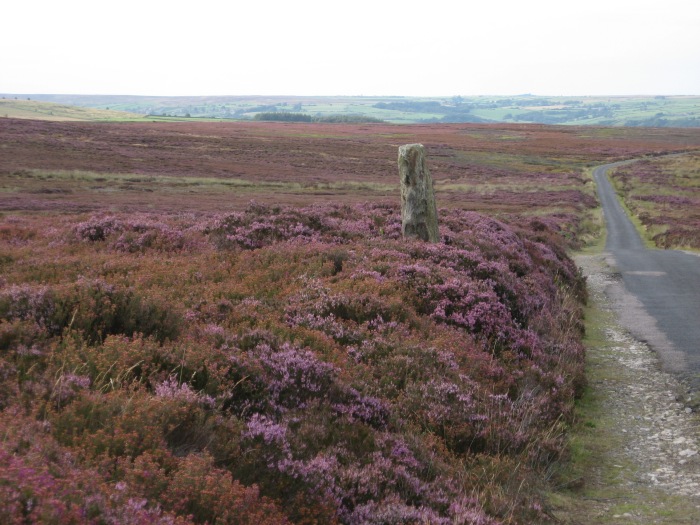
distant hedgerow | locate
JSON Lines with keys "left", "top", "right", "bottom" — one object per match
{"left": 252, "top": 112, "right": 384, "bottom": 124}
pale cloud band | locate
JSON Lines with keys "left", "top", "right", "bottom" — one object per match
{"left": 2, "top": 0, "right": 699, "bottom": 96}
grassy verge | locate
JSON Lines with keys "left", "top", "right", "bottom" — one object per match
{"left": 7, "top": 169, "right": 398, "bottom": 194}
{"left": 575, "top": 168, "right": 606, "bottom": 253}
{"left": 547, "top": 282, "right": 632, "bottom": 520}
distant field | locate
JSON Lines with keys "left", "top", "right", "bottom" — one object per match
{"left": 5, "top": 93, "right": 700, "bottom": 126}
{"left": 0, "top": 98, "right": 143, "bottom": 121}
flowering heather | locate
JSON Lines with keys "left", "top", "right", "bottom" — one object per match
{"left": 75, "top": 214, "right": 201, "bottom": 253}
{"left": 155, "top": 376, "right": 215, "bottom": 408}
{"left": 0, "top": 203, "right": 586, "bottom": 523}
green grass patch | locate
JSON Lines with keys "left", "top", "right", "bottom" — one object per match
{"left": 0, "top": 99, "right": 143, "bottom": 121}
{"left": 9, "top": 169, "right": 398, "bottom": 195}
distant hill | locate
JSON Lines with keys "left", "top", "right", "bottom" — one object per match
{"left": 0, "top": 97, "right": 143, "bottom": 121}
{"left": 3, "top": 94, "right": 700, "bottom": 126}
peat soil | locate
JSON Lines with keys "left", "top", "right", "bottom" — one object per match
{"left": 552, "top": 253, "right": 700, "bottom": 524}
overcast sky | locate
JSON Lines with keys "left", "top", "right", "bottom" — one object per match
{"left": 3, "top": 0, "right": 699, "bottom": 96}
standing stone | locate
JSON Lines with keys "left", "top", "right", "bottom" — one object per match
{"left": 398, "top": 143, "right": 439, "bottom": 242}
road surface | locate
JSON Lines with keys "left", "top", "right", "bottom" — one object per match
{"left": 594, "top": 161, "right": 700, "bottom": 390}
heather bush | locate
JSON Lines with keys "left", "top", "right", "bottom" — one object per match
{"left": 0, "top": 357, "right": 18, "bottom": 410}
{"left": 75, "top": 214, "right": 198, "bottom": 253}
{"left": 0, "top": 411, "right": 192, "bottom": 525}
{"left": 0, "top": 279, "right": 181, "bottom": 344}
{"left": 0, "top": 284, "right": 60, "bottom": 334}
{"left": 160, "top": 453, "right": 290, "bottom": 524}
{"left": 0, "top": 204, "right": 586, "bottom": 524}
{"left": 75, "top": 215, "right": 124, "bottom": 241}
{"left": 207, "top": 202, "right": 401, "bottom": 250}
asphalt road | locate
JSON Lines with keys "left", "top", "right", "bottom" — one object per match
{"left": 594, "top": 161, "right": 700, "bottom": 389}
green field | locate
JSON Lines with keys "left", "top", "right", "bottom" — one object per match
{"left": 0, "top": 98, "right": 144, "bottom": 121}
{"left": 4, "top": 93, "right": 700, "bottom": 126}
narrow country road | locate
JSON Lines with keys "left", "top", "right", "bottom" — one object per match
{"left": 594, "top": 161, "right": 700, "bottom": 390}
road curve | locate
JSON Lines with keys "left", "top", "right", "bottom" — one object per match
{"left": 593, "top": 161, "right": 700, "bottom": 390}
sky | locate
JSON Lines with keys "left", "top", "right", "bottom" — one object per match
{"left": 2, "top": 0, "right": 699, "bottom": 97}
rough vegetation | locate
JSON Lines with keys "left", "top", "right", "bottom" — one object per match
{"left": 0, "top": 202, "right": 588, "bottom": 524}
{"left": 3, "top": 118, "right": 699, "bottom": 221}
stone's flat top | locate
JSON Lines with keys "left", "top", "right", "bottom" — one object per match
{"left": 398, "top": 143, "right": 424, "bottom": 151}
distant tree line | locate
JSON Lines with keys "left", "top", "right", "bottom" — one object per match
{"left": 373, "top": 98, "right": 556, "bottom": 112}
{"left": 253, "top": 112, "right": 314, "bottom": 122}
{"left": 374, "top": 101, "right": 445, "bottom": 112}
{"left": 318, "top": 114, "right": 384, "bottom": 123}
{"left": 373, "top": 100, "right": 494, "bottom": 123}
{"left": 253, "top": 112, "right": 384, "bottom": 123}
{"left": 509, "top": 107, "right": 615, "bottom": 124}
{"left": 625, "top": 116, "right": 700, "bottom": 127}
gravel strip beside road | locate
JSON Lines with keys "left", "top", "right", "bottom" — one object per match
{"left": 554, "top": 254, "right": 700, "bottom": 524}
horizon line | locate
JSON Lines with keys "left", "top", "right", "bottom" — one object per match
{"left": 3, "top": 92, "right": 700, "bottom": 99}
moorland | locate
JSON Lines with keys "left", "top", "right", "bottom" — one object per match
{"left": 1, "top": 116, "right": 700, "bottom": 524}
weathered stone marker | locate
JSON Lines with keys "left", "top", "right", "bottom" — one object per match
{"left": 398, "top": 143, "right": 439, "bottom": 242}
